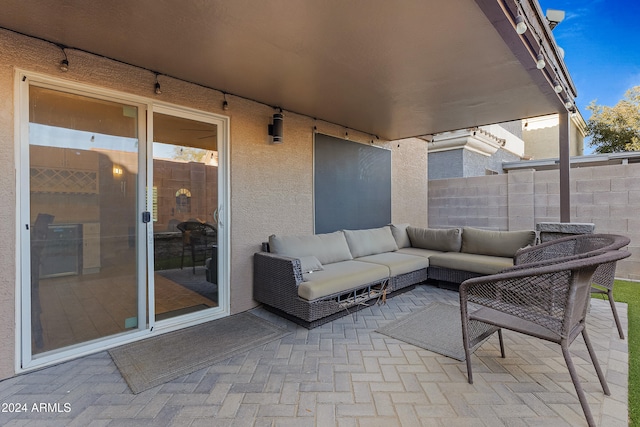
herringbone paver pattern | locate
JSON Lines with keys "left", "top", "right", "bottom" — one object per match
{"left": 0, "top": 286, "right": 628, "bottom": 426}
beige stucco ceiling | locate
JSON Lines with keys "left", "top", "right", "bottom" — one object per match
{"left": 0, "top": 0, "right": 571, "bottom": 140}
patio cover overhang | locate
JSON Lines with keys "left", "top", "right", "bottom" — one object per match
{"left": 0, "top": 0, "right": 576, "bottom": 216}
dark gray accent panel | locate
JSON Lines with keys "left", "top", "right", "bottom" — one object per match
{"left": 314, "top": 134, "right": 391, "bottom": 234}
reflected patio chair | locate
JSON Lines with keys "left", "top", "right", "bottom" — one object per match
{"left": 460, "top": 250, "right": 630, "bottom": 427}
{"left": 177, "top": 221, "right": 216, "bottom": 274}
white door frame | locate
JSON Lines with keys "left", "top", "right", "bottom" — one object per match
{"left": 15, "top": 70, "right": 230, "bottom": 373}
{"left": 148, "top": 103, "right": 230, "bottom": 333}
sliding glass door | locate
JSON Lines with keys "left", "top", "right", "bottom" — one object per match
{"left": 26, "top": 84, "right": 146, "bottom": 356}
{"left": 151, "top": 110, "right": 221, "bottom": 322}
{"left": 20, "top": 75, "right": 229, "bottom": 369}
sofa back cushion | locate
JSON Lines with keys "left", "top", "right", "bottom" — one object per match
{"left": 343, "top": 226, "right": 399, "bottom": 258}
{"left": 461, "top": 227, "right": 536, "bottom": 258}
{"left": 407, "top": 226, "right": 462, "bottom": 252}
{"left": 269, "top": 231, "right": 353, "bottom": 265}
{"left": 389, "top": 223, "right": 411, "bottom": 249}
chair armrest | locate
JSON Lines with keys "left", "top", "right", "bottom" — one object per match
{"left": 514, "top": 233, "right": 630, "bottom": 266}
{"left": 514, "top": 234, "right": 579, "bottom": 265}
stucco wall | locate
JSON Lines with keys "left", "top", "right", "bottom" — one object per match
{"left": 523, "top": 115, "right": 584, "bottom": 160}
{"left": 0, "top": 29, "right": 429, "bottom": 379}
{"left": 428, "top": 146, "right": 520, "bottom": 180}
{"left": 429, "top": 164, "right": 640, "bottom": 280}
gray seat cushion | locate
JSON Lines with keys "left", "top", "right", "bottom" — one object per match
{"left": 343, "top": 226, "right": 398, "bottom": 258}
{"left": 298, "top": 261, "right": 389, "bottom": 301}
{"left": 407, "top": 226, "right": 462, "bottom": 252}
{"left": 396, "top": 247, "right": 444, "bottom": 260}
{"left": 269, "top": 231, "right": 353, "bottom": 265}
{"left": 355, "top": 252, "right": 429, "bottom": 276}
{"left": 428, "top": 252, "right": 513, "bottom": 275}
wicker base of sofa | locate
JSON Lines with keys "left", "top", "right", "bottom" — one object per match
{"left": 261, "top": 285, "right": 416, "bottom": 329}
{"left": 427, "top": 266, "right": 485, "bottom": 290}
{"left": 390, "top": 268, "right": 428, "bottom": 292}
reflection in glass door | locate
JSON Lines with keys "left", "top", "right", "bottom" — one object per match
{"left": 27, "top": 85, "right": 144, "bottom": 356}
{"left": 152, "top": 112, "right": 219, "bottom": 321}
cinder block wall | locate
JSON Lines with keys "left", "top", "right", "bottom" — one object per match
{"left": 429, "top": 163, "right": 640, "bottom": 280}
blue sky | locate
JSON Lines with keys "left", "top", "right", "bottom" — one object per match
{"left": 537, "top": 0, "right": 640, "bottom": 118}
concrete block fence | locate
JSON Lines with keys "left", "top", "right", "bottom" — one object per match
{"left": 428, "top": 163, "right": 640, "bottom": 280}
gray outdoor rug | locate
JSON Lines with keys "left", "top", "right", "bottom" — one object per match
{"left": 375, "top": 302, "right": 495, "bottom": 361}
{"left": 109, "top": 312, "right": 291, "bottom": 393}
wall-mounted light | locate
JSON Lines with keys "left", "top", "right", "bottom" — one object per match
{"left": 113, "top": 165, "right": 124, "bottom": 177}
{"left": 268, "top": 110, "right": 283, "bottom": 143}
{"left": 154, "top": 74, "right": 162, "bottom": 95}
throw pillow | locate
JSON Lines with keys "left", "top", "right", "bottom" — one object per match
{"left": 298, "top": 255, "right": 324, "bottom": 274}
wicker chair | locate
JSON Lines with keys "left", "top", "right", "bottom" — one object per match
{"left": 460, "top": 249, "right": 631, "bottom": 427}
{"left": 512, "top": 233, "right": 631, "bottom": 338}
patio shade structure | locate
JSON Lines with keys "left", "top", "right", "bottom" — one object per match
{"left": 0, "top": 0, "right": 576, "bottom": 217}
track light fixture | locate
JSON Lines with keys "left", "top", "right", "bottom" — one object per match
{"left": 154, "top": 74, "right": 162, "bottom": 95}
{"left": 268, "top": 108, "right": 283, "bottom": 144}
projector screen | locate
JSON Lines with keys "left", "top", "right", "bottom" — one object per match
{"left": 314, "top": 133, "right": 391, "bottom": 234}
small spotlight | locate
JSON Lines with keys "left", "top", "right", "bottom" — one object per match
{"left": 536, "top": 52, "right": 546, "bottom": 69}
{"left": 515, "top": 15, "right": 527, "bottom": 34}
{"left": 565, "top": 100, "right": 573, "bottom": 109}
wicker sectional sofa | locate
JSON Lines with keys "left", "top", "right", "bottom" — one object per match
{"left": 253, "top": 224, "right": 536, "bottom": 328}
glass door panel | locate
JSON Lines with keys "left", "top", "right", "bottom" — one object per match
{"left": 28, "top": 86, "right": 143, "bottom": 355}
{"left": 152, "top": 112, "right": 219, "bottom": 321}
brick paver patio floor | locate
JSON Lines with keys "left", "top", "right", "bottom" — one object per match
{"left": 0, "top": 285, "right": 629, "bottom": 426}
